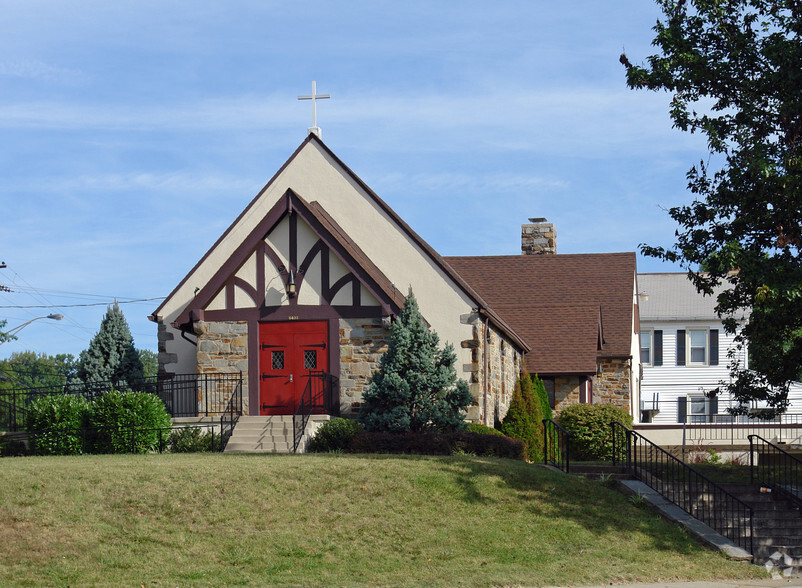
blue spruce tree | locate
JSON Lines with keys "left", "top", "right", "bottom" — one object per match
{"left": 359, "top": 289, "right": 473, "bottom": 433}
{"left": 77, "top": 302, "right": 144, "bottom": 392}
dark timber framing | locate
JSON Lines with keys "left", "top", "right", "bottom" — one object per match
{"left": 167, "top": 189, "right": 406, "bottom": 414}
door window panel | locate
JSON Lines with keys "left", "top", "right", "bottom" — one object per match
{"left": 272, "top": 350, "right": 285, "bottom": 370}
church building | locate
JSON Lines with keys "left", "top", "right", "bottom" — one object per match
{"left": 151, "top": 133, "right": 641, "bottom": 427}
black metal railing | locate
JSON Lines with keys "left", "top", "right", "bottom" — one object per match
{"left": 219, "top": 378, "right": 244, "bottom": 452}
{"left": 543, "top": 418, "right": 570, "bottom": 472}
{"left": 157, "top": 373, "right": 243, "bottom": 418}
{"left": 1, "top": 422, "right": 223, "bottom": 457}
{"left": 749, "top": 434, "right": 802, "bottom": 507}
{"left": 0, "top": 394, "right": 26, "bottom": 432}
{"left": 613, "top": 421, "right": 754, "bottom": 554}
{"left": 0, "top": 373, "right": 245, "bottom": 432}
{"left": 293, "top": 371, "right": 337, "bottom": 453}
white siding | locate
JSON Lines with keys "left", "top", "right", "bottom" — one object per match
{"left": 641, "top": 319, "right": 743, "bottom": 423}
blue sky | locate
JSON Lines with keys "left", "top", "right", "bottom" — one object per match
{"left": 0, "top": 1, "right": 704, "bottom": 360}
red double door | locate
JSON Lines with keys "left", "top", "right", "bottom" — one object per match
{"left": 258, "top": 321, "right": 328, "bottom": 415}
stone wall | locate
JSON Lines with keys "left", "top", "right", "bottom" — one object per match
{"left": 339, "top": 318, "right": 391, "bottom": 416}
{"left": 157, "top": 323, "right": 177, "bottom": 373}
{"left": 521, "top": 218, "right": 556, "bottom": 255}
{"left": 194, "top": 320, "right": 249, "bottom": 414}
{"left": 592, "top": 358, "right": 631, "bottom": 413}
{"left": 460, "top": 314, "right": 522, "bottom": 426}
{"left": 552, "top": 376, "right": 582, "bottom": 417}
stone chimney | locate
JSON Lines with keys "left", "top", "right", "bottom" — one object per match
{"left": 521, "top": 218, "right": 556, "bottom": 255}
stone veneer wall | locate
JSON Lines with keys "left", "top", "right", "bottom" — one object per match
{"left": 339, "top": 318, "right": 391, "bottom": 417}
{"left": 592, "top": 358, "right": 631, "bottom": 413}
{"left": 460, "top": 315, "right": 522, "bottom": 426}
{"left": 521, "top": 218, "right": 556, "bottom": 255}
{"left": 194, "top": 320, "right": 250, "bottom": 414}
{"left": 157, "top": 323, "right": 177, "bottom": 373}
{"left": 551, "top": 376, "right": 582, "bottom": 417}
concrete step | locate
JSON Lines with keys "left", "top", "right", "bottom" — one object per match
{"left": 222, "top": 414, "right": 329, "bottom": 454}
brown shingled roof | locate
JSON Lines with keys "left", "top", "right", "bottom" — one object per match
{"left": 445, "top": 253, "right": 637, "bottom": 375}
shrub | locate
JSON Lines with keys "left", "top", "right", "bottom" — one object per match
{"left": 347, "top": 431, "right": 525, "bottom": 460}
{"left": 26, "top": 394, "right": 90, "bottom": 455}
{"left": 169, "top": 426, "right": 220, "bottom": 453}
{"left": 359, "top": 290, "right": 473, "bottom": 433}
{"left": 500, "top": 372, "right": 544, "bottom": 461}
{"left": 87, "top": 389, "right": 171, "bottom": 453}
{"left": 532, "top": 374, "right": 552, "bottom": 421}
{"left": 466, "top": 422, "right": 505, "bottom": 437}
{"left": 557, "top": 403, "right": 633, "bottom": 461}
{"left": 307, "top": 417, "right": 363, "bottom": 452}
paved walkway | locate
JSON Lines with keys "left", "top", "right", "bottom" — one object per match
{"left": 580, "top": 581, "right": 802, "bottom": 588}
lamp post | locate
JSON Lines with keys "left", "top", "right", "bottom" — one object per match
{"left": 0, "top": 314, "right": 63, "bottom": 344}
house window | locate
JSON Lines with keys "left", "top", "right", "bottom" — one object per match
{"left": 640, "top": 330, "right": 652, "bottom": 365}
{"left": 687, "top": 395, "right": 709, "bottom": 423}
{"left": 688, "top": 329, "right": 707, "bottom": 365}
{"left": 678, "top": 393, "right": 718, "bottom": 423}
{"left": 676, "top": 329, "right": 718, "bottom": 366}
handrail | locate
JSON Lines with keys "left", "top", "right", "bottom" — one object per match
{"left": 749, "top": 434, "right": 802, "bottom": 508}
{"left": 542, "top": 418, "right": 570, "bottom": 473}
{"left": 613, "top": 421, "right": 754, "bottom": 554}
{"left": 219, "top": 374, "right": 243, "bottom": 452}
{"left": 292, "top": 370, "right": 335, "bottom": 453}
{"left": 293, "top": 375, "right": 314, "bottom": 453}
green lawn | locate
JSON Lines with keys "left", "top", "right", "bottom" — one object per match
{"left": 0, "top": 453, "right": 766, "bottom": 587}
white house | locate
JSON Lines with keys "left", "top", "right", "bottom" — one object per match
{"left": 638, "top": 272, "right": 802, "bottom": 426}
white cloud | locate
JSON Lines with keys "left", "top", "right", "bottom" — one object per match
{"left": 0, "top": 59, "right": 83, "bottom": 82}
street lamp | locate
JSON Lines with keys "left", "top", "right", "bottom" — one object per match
{"left": 1, "top": 314, "right": 63, "bottom": 344}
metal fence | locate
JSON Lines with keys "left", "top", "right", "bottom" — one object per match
{"left": 0, "top": 373, "right": 244, "bottom": 432}
{"left": 614, "top": 421, "right": 754, "bottom": 554}
{"left": 749, "top": 434, "right": 802, "bottom": 507}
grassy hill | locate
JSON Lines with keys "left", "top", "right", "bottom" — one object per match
{"left": 0, "top": 453, "right": 765, "bottom": 586}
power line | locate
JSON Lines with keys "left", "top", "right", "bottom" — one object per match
{"left": 0, "top": 297, "right": 165, "bottom": 309}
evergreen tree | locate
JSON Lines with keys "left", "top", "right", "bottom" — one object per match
{"left": 77, "top": 302, "right": 144, "bottom": 392}
{"left": 359, "top": 290, "right": 473, "bottom": 433}
{"left": 500, "top": 371, "right": 544, "bottom": 462}
{"left": 532, "top": 373, "right": 552, "bottom": 421}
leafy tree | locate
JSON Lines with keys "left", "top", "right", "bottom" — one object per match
{"left": 138, "top": 349, "right": 158, "bottom": 379}
{"left": 0, "top": 319, "right": 15, "bottom": 344}
{"left": 622, "top": 0, "right": 802, "bottom": 412}
{"left": 500, "top": 372, "right": 544, "bottom": 462}
{"left": 77, "top": 302, "right": 144, "bottom": 392}
{"left": 0, "top": 351, "right": 77, "bottom": 392}
{"left": 359, "top": 289, "right": 473, "bottom": 433}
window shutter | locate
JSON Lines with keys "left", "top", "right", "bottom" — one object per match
{"left": 654, "top": 330, "right": 663, "bottom": 366}
{"left": 710, "top": 329, "right": 719, "bottom": 366}
{"left": 677, "top": 330, "right": 686, "bottom": 366}
{"left": 677, "top": 397, "right": 687, "bottom": 423}
{"left": 708, "top": 397, "right": 718, "bottom": 423}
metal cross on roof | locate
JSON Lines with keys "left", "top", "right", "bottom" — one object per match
{"left": 297, "top": 80, "right": 330, "bottom": 138}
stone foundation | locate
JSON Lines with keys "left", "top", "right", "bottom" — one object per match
{"left": 339, "top": 318, "right": 391, "bottom": 416}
